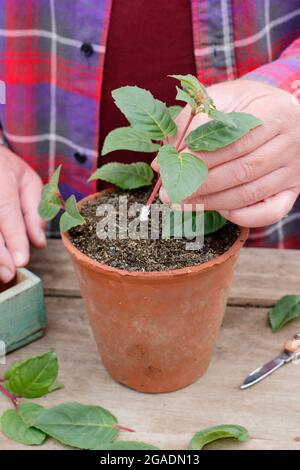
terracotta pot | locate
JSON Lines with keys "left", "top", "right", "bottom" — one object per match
{"left": 62, "top": 191, "right": 249, "bottom": 393}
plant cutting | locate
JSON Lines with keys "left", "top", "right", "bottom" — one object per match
{"left": 0, "top": 351, "right": 249, "bottom": 450}
{"left": 39, "top": 74, "right": 261, "bottom": 393}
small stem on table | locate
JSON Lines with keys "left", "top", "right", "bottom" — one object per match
{"left": 0, "top": 382, "right": 19, "bottom": 409}
{"left": 144, "top": 111, "right": 194, "bottom": 208}
{"left": 115, "top": 424, "right": 135, "bottom": 433}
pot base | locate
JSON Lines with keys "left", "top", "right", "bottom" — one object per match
{"left": 103, "top": 354, "right": 212, "bottom": 394}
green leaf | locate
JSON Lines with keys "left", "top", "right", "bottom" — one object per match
{"left": 38, "top": 184, "right": 61, "bottom": 221}
{"left": 2, "top": 381, "right": 13, "bottom": 393}
{"left": 48, "top": 382, "right": 65, "bottom": 393}
{"left": 176, "top": 87, "right": 198, "bottom": 112}
{"left": 162, "top": 210, "right": 186, "bottom": 239}
{"left": 189, "top": 424, "right": 249, "bottom": 450}
{"left": 18, "top": 403, "right": 45, "bottom": 427}
{"left": 175, "top": 87, "right": 197, "bottom": 111}
{"left": 7, "top": 351, "right": 58, "bottom": 398}
{"left": 162, "top": 210, "right": 227, "bottom": 239}
{"left": 204, "top": 211, "right": 227, "bottom": 235}
{"left": 185, "top": 112, "right": 263, "bottom": 151}
{"left": 33, "top": 402, "right": 119, "bottom": 449}
{"left": 162, "top": 210, "right": 204, "bottom": 239}
{"left": 168, "top": 105, "right": 183, "bottom": 119}
{"left": 49, "top": 165, "right": 62, "bottom": 192}
{"left": 269, "top": 295, "right": 300, "bottom": 332}
{"left": 60, "top": 195, "right": 86, "bottom": 232}
{"left": 102, "top": 127, "right": 160, "bottom": 155}
{"left": 112, "top": 86, "right": 177, "bottom": 140}
{"left": 1, "top": 408, "right": 46, "bottom": 446}
{"left": 4, "top": 359, "right": 24, "bottom": 381}
{"left": 157, "top": 144, "right": 208, "bottom": 203}
{"left": 95, "top": 441, "right": 160, "bottom": 450}
{"left": 171, "top": 74, "right": 209, "bottom": 113}
{"left": 38, "top": 165, "right": 63, "bottom": 222}
{"left": 89, "top": 162, "right": 154, "bottom": 190}
{"left": 209, "top": 109, "right": 237, "bottom": 128}
{"left": 171, "top": 74, "right": 207, "bottom": 97}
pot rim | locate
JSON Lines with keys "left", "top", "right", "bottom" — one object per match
{"left": 61, "top": 190, "right": 249, "bottom": 278}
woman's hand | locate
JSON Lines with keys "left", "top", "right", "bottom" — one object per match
{"left": 156, "top": 79, "right": 300, "bottom": 228}
{"left": 0, "top": 146, "right": 46, "bottom": 283}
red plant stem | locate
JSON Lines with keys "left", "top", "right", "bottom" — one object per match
{"left": 145, "top": 111, "right": 194, "bottom": 207}
{"left": 145, "top": 175, "right": 162, "bottom": 206}
{"left": 175, "top": 111, "right": 194, "bottom": 153}
{"left": 177, "top": 143, "right": 187, "bottom": 154}
{"left": 0, "top": 383, "right": 18, "bottom": 409}
{"left": 56, "top": 192, "right": 66, "bottom": 210}
{"left": 115, "top": 424, "right": 135, "bottom": 433}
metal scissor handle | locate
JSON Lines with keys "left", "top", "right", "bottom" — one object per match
{"left": 284, "top": 336, "right": 300, "bottom": 354}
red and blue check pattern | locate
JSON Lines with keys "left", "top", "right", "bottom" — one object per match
{"left": 0, "top": 0, "right": 299, "bottom": 246}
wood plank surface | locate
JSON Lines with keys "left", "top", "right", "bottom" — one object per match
{"left": 29, "top": 240, "right": 300, "bottom": 306}
{"left": 1, "top": 296, "right": 300, "bottom": 450}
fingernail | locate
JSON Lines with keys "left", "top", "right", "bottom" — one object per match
{"left": 13, "top": 251, "right": 27, "bottom": 267}
{"left": 0, "top": 267, "right": 13, "bottom": 283}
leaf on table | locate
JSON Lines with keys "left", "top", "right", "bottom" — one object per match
{"left": 4, "top": 359, "right": 24, "bottom": 381}
{"left": 157, "top": 144, "right": 208, "bottom": 203}
{"left": 189, "top": 424, "right": 249, "bottom": 450}
{"left": 269, "top": 295, "right": 300, "bottom": 332}
{"left": 168, "top": 105, "right": 183, "bottom": 119}
{"left": 89, "top": 162, "right": 154, "bottom": 190}
{"left": 2, "top": 381, "right": 13, "bottom": 393}
{"left": 18, "top": 403, "right": 45, "bottom": 427}
{"left": 33, "top": 402, "right": 119, "bottom": 449}
{"left": 112, "top": 86, "right": 177, "bottom": 140}
{"left": 1, "top": 408, "right": 46, "bottom": 446}
{"left": 48, "top": 382, "right": 65, "bottom": 393}
{"left": 101, "top": 127, "right": 160, "bottom": 155}
{"left": 59, "top": 195, "right": 86, "bottom": 232}
{"left": 185, "top": 112, "right": 262, "bottom": 151}
{"left": 95, "top": 441, "right": 160, "bottom": 450}
{"left": 6, "top": 351, "right": 58, "bottom": 398}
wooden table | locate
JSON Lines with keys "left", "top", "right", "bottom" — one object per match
{"left": 1, "top": 241, "right": 300, "bottom": 450}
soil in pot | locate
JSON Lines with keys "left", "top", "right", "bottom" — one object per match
{"left": 69, "top": 188, "right": 240, "bottom": 272}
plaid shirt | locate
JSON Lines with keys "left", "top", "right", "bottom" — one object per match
{"left": 0, "top": 0, "right": 299, "bottom": 246}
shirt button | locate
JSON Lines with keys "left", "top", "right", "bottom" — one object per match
{"left": 74, "top": 151, "right": 87, "bottom": 164}
{"left": 80, "top": 42, "right": 94, "bottom": 57}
